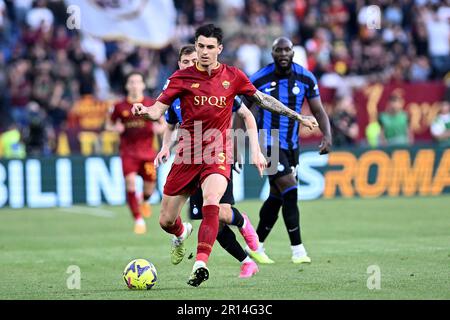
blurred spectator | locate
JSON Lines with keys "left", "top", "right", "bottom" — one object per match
{"left": 430, "top": 101, "right": 450, "bottom": 146}
{"left": 13, "top": 0, "right": 34, "bottom": 25}
{"left": 378, "top": 94, "right": 412, "bottom": 146}
{"left": 422, "top": 6, "right": 450, "bottom": 78}
{"left": 26, "top": 0, "right": 54, "bottom": 32}
{"left": 9, "top": 59, "right": 32, "bottom": 128}
{"left": 236, "top": 35, "right": 261, "bottom": 75}
{"left": 77, "top": 59, "right": 96, "bottom": 96}
{"left": 51, "top": 25, "right": 71, "bottom": 50}
{"left": 0, "top": 0, "right": 6, "bottom": 29}
{"left": 22, "top": 101, "right": 54, "bottom": 156}
{"left": 409, "top": 56, "right": 431, "bottom": 82}
{"left": 0, "top": 0, "right": 448, "bottom": 156}
{"left": 0, "top": 124, "right": 26, "bottom": 159}
{"left": 330, "top": 96, "right": 359, "bottom": 147}
{"left": 365, "top": 120, "right": 381, "bottom": 148}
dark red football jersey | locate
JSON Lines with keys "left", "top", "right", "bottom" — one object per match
{"left": 157, "top": 63, "right": 257, "bottom": 164}
{"left": 110, "top": 97, "right": 157, "bottom": 160}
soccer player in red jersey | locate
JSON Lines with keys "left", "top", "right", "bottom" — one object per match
{"left": 106, "top": 72, "right": 166, "bottom": 234}
{"left": 132, "top": 24, "right": 318, "bottom": 287}
{"left": 156, "top": 45, "right": 261, "bottom": 278}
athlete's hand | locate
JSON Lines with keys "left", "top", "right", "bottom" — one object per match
{"left": 252, "top": 151, "right": 267, "bottom": 177}
{"left": 298, "top": 114, "right": 319, "bottom": 130}
{"left": 115, "top": 121, "right": 125, "bottom": 134}
{"left": 131, "top": 103, "right": 149, "bottom": 117}
{"left": 154, "top": 147, "right": 170, "bottom": 168}
{"left": 233, "top": 154, "right": 244, "bottom": 174}
{"left": 319, "top": 135, "right": 332, "bottom": 155}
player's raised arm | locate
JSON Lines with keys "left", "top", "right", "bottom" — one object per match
{"left": 132, "top": 100, "right": 169, "bottom": 121}
{"left": 247, "top": 90, "right": 319, "bottom": 130}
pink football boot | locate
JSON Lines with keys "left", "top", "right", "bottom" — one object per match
{"left": 239, "top": 213, "right": 259, "bottom": 251}
{"left": 239, "top": 260, "right": 259, "bottom": 278}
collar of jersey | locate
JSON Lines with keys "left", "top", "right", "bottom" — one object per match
{"left": 195, "top": 62, "right": 221, "bottom": 73}
{"left": 126, "top": 96, "right": 145, "bottom": 104}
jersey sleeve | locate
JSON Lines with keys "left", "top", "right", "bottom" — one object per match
{"left": 234, "top": 68, "right": 257, "bottom": 96}
{"left": 157, "top": 73, "right": 184, "bottom": 106}
{"left": 232, "top": 96, "right": 242, "bottom": 113}
{"left": 305, "top": 71, "right": 320, "bottom": 99}
{"left": 165, "top": 102, "right": 181, "bottom": 125}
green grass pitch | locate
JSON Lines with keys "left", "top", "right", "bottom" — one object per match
{"left": 0, "top": 196, "right": 449, "bottom": 300}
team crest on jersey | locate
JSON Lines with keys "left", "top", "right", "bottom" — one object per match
{"left": 222, "top": 80, "right": 230, "bottom": 89}
{"left": 122, "top": 110, "right": 130, "bottom": 117}
{"left": 191, "top": 83, "right": 200, "bottom": 88}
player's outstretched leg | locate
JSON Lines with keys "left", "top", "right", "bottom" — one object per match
{"left": 188, "top": 174, "right": 226, "bottom": 287}
{"left": 140, "top": 167, "right": 156, "bottom": 218}
{"left": 221, "top": 205, "right": 259, "bottom": 252}
{"left": 159, "top": 194, "right": 192, "bottom": 265}
{"left": 238, "top": 211, "right": 259, "bottom": 252}
{"left": 125, "top": 173, "right": 146, "bottom": 234}
{"left": 170, "top": 220, "right": 193, "bottom": 265}
{"left": 140, "top": 198, "right": 152, "bottom": 218}
{"left": 246, "top": 194, "right": 281, "bottom": 264}
{"left": 188, "top": 261, "right": 209, "bottom": 287}
{"left": 216, "top": 223, "right": 259, "bottom": 278}
{"left": 281, "top": 186, "right": 311, "bottom": 264}
{"left": 188, "top": 204, "right": 218, "bottom": 287}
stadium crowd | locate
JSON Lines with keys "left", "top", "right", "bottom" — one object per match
{"left": 0, "top": 0, "right": 449, "bottom": 157}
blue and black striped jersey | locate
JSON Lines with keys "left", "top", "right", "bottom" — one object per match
{"left": 250, "top": 62, "right": 320, "bottom": 149}
{"left": 165, "top": 97, "right": 243, "bottom": 125}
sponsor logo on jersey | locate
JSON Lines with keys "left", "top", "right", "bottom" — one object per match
{"left": 193, "top": 96, "right": 227, "bottom": 108}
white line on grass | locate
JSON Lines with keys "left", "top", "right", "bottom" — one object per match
{"left": 58, "top": 206, "right": 116, "bottom": 218}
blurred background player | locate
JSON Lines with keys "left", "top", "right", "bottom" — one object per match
{"left": 246, "top": 37, "right": 332, "bottom": 265}
{"left": 156, "top": 44, "right": 260, "bottom": 278}
{"left": 106, "top": 71, "right": 166, "bottom": 234}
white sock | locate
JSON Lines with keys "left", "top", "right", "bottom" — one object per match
{"left": 193, "top": 260, "right": 206, "bottom": 270}
{"left": 291, "top": 244, "right": 306, "bottom": 257}
{"left": 135, "top": 218, "right": 145, "bottom": 225}
{"left": 177, "top": 223, "right": 187, "bottom": 241}
{"left": 257, "top": 242, "right": 265, "bottom": 253}
{"left": 242, "top": 256, "right": 252, "bottom": 264}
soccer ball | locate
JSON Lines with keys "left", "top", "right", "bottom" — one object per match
{"left": 123, "top": 259, "right": 157, "bottom": 290}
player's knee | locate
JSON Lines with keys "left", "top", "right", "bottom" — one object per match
{"left": 282, "top": 187, "right": 298, "bottom": 202}
{"left": 202, "top": 192, "right": 221, "bottom": 206}
{"left": 159, "top": 215, "right": 172, "bottom": 229}
{"left": 218, "top": 204, "right": 232, "bottom": 223}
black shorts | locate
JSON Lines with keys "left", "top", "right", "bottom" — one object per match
{"left": 189, "top": 176, "right": 235, "bottom": 220}
{"left": 266, "top": 147, "right": 299, "bottom": 184}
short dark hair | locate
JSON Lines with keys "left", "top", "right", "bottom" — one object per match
{"left": 125, "top": 71, "right": 145, "bottom": 83}
{"left": 195, "top": 24, "right": 223, "bottom": 45}
{"left": 178, "top": 44, "right": 196, "bottom": 61}
{"left": 388, "top": 94, "right": 401, "bottom": 102}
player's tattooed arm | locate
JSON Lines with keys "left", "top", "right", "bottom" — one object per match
{"left": 131, "top": 101, "right": 169, "bottom": 120}
{"left": 249, "top": 90, "right": 319, "bottom": 130}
